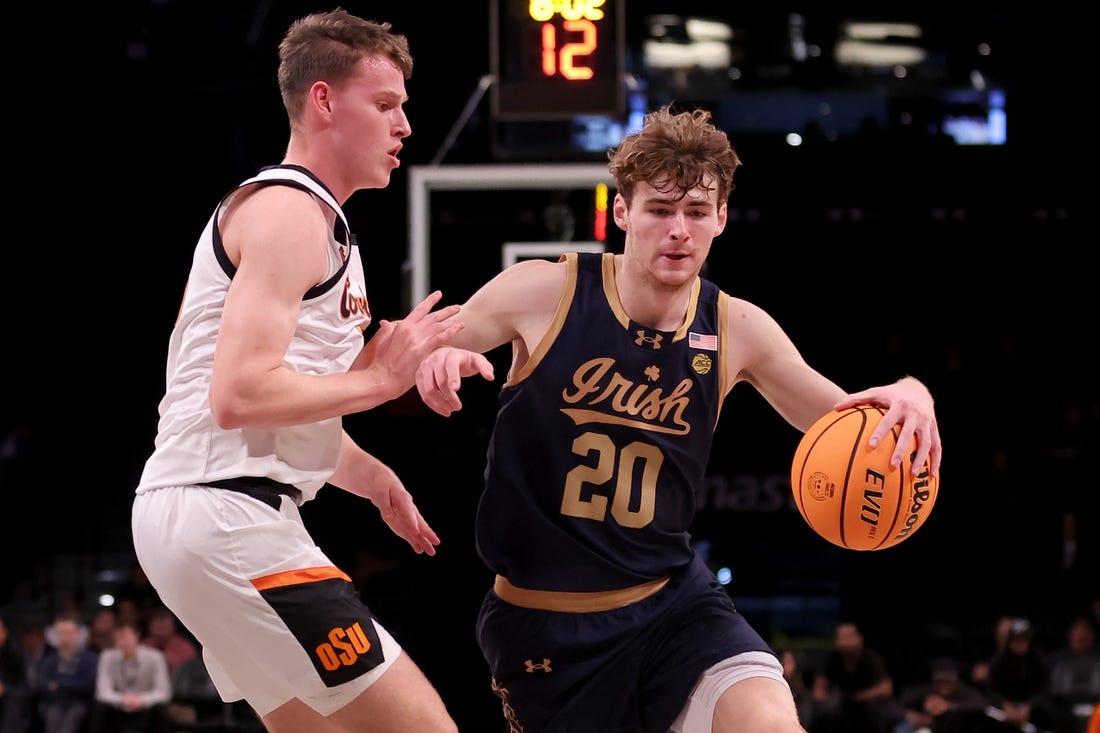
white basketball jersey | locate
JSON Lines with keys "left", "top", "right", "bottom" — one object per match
{"left": 136, "top": 166, "right": 370, "bottom": 503}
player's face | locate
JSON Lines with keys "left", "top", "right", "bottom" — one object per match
{"left": 331, "top": 54, "right": 411, "bottom": 189}
{"left": 614, "top": 178, "right": 727, "bottom": 287}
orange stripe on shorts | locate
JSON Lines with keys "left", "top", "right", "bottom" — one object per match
{"left": 251, "top": 566, "right": 351, "bottom": 591}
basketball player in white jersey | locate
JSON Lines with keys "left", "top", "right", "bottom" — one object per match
{"left": 131, "top": 10, "right": 481, "bottom": 733}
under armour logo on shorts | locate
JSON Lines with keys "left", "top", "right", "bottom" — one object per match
{"left": 524, "top": 658, "right": 552, "bottom": 673}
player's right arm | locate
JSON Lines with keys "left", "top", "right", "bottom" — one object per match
{"left": 415, "top": 258, "right": 568, "bottom": 416}
{"left": 209, "top": 186, "right": 461, "bottom": 429}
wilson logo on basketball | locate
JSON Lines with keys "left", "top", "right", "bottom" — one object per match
{"left": 314, "top": 622, "right": 372, "bottom": 671}
{"left": 893, "top": 453, "right": 934, "bottom": 540}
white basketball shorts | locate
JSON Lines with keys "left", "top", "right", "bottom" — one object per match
{"left": 132, "top": 485, "right": 401, "bottom": 718}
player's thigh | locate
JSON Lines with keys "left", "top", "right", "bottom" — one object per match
{"left": 260, "top": 653, "right": 456, "bottom": 733}
{"left": 712, "top": 676, "right": 805, "bottom": 733}
{"left": 328, "top": 651, "right": 457, "bottom": 733}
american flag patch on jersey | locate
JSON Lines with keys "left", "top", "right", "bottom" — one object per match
{"left": 688, "top": 331, "right": 718, "bottom": 351}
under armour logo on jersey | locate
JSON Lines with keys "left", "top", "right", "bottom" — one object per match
{"left": 524, "top": 658, "right": 552, "bottom": 673}
{"left": 635, "top": 330, "right": 663, "bottom": 349}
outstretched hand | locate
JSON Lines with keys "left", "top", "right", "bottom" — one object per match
{"left": 416, "top": 346, "right": 495, "bottom": 416}
{"left": 834, "top": 377, "right": 941, "bottom": 477}
{"left": 369, "top": 291, "right": 465, "bottom": 398}
{"left": 361, "top": 460, "right": 442, "bottom": 556}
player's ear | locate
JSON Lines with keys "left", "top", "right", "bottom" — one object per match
{"left": 308, "top": 80, "right": 335, "bottom": 118}
{"left": 714, "top": 202, "right": 728, "bottom": 236}
{"left": 613, "top": 192, "right": 629, "bottom": 231}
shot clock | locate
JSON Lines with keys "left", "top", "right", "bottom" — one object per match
{"left": 491, "top": 0, "right": 626, "bottom": 120}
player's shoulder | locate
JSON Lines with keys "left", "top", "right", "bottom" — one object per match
{"left": 721, "top": 293, "right": 766, "bottom": 319}
{"left": 219, "top": 182, "right": 333, "bottom": 276}
{"left": 499, "top": 256, "right": 569, "bottom": 286}
{"left": 720, "top": 293, "right": 786, "bottom": 335}
{"left": 229, "top": 179, "right": 321, "bottom": 215}
{"left": 476, "top": 257, "right": 570, "bottom": 314}
{"left": 223, "top": 182, "right": 328, "bottom": 237}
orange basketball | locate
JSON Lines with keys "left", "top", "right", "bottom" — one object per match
{"left": 790, "top": 406, "right": 938, "bottom": 551}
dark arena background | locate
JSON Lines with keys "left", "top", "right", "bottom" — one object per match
{"left": 1, "top": 2, "right": 1094, "bottom": 732}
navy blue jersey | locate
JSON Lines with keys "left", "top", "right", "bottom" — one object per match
{"left": 476, "top": 251, "right": 730, "bottom": 592}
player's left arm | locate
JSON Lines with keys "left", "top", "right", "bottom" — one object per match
{"left": 327, "top": 431, "right": 441, "bottom": 555}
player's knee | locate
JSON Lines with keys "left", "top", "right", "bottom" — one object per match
{"left": 710, "top": 676, "right": 805, "bottom": 733}
{"left": 713, "top": 704, "right": 805, "bottom": 733}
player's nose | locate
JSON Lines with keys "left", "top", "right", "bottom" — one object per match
{"left": 668, "top": 212, "right": 690, "bottom": 239}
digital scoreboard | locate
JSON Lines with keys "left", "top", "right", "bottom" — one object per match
{"left": 491, "top": 0, "right": 626, "bottom": 120}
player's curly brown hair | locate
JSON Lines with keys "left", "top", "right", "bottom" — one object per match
{"left": 608, "top": 105, "right": 740, "bottom": 206}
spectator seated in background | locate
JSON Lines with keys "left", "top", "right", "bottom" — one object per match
{"left": 17, "top": 618, "right": 54, "bottom": 733}
{"left": 34, "top": 613, "right": 97, "bottom": 733}
{"left": 91, "top": 621, "right": 170, "bottom": 733}
{"left": 892, "top": 657, "right": 988, "bottom": 733}
{"left": 1047, "top": 614, "right": 1100, "bottom": 733}
{"left": 811, "top": 621, "right": 898, "bottom": 733}
{"left": 986, "top": 618, "right": 1057, "bottom": 733}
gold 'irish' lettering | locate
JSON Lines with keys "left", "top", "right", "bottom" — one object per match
{"left": 561, "top": 357, "right": 692, "bottom": 434}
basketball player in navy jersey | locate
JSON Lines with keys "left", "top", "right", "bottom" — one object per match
{"left": 132, "top": 10, "right": 464, "bottom": 733}
{"left": 415, "top": 105, "right": 942, "bottom": 733}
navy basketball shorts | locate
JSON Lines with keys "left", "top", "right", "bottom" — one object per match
{"left": 476, "top": 553, "right": 777, "bottom": 733}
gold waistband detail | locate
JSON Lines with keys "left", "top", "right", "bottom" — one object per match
{"left": 493, "top": 575, "right": 670, "bottom": 613}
